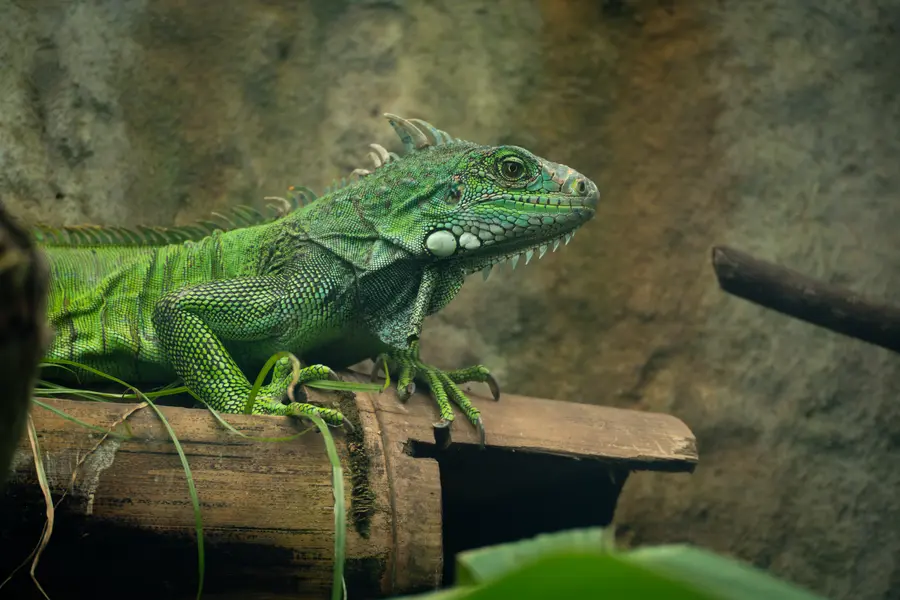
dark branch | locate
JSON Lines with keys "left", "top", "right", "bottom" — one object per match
{"left": 711, "top": 245, "right": 900, "bottom": 354}
{"left": 0, "top": 201, "right": 49, "bottom": 485}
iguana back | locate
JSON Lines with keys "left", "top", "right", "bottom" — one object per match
{"left": 44, "top": 222, "right": 274, "bottom": 382}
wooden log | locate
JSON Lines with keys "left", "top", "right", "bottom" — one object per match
{"left": 711, "top": 245, "right": 900, "bottom": 354}
{"left": 0, "top": 200, "right": 49, "bottom": 487}
{"left": 1, "top": 377, "right": 697, "bottom": 599}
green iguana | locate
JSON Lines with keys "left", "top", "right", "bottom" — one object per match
{"left": 36, "top": 114, "right": 598, "bottom": 444}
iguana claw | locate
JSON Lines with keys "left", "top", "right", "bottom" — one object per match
{"left": 255, "top": 355, "right": 346, "bottom": 427}
{"left": 380, "top": 340, "right": 494, "bottom": 448}
{"left": 485, "top": 374, "right": 501, "bottom": 402}
{"left": 475, "top": 416, "right": 485, "bottom": 447}
{"left": 432, "top": 416, "right": 486, "bottom": 450}
{"left": 370, "top": 357, "right": 384, "bottom": 382}
{"left": 433, "top": 418, "right": 452, "bottom": 450}
{"left": 371, "top": 354, "right": 416, "bottom": 401}
{"left": 397, "top": 381, "right": 416, "bottom": 402}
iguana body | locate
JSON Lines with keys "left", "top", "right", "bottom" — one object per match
{"left": 39, "top": 115, "right": 599, "bottom": 443}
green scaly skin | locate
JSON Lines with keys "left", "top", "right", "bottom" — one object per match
{"left": 40, "top": 114, "right": 599, "bottom": 446}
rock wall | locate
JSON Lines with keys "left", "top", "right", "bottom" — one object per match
{"left": 1, "top": 1, "right": 898, "bottom": 598}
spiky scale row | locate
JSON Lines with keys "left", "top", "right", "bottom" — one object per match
{"left": 33, "top": 186, "right": 314, "bottom": 248}
{"left": 321, "top": 116, "right": 458, "bottom": 195}
{"left": 480, "top": 231, "right": 576, "bottom": 281}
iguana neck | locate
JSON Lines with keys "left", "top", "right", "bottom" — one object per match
{"left": 284, "top": 189, "right": 418, "bottom": 273}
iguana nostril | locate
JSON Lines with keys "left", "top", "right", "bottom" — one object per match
{"left": 577, "top": 180, "right": 586, "bottom": 194}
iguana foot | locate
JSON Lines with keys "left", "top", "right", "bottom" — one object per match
{"left": 373, "top": 340, "right": 500, "bottom": 449}
{"left": 252, "top": 355, "right": 346, "bottom": 427}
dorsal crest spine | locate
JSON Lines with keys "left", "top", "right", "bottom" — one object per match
{"left": 32, "top": 187, "right": 318, "bottom": 247}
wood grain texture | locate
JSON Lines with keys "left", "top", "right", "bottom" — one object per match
{"left": 355, "top": 387, "right": 443, "bottom": 594}
{"left": 3, "top": 381, "right": 696, "bottom": 599}
{"left": 4, "top": 396, "right": 417, "bottom": 600}
{"left": 349, "top": 371, "right": 698, "bottom": 471}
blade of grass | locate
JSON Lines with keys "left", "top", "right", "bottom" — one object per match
{"left": 193, "top": 391, "right": 317, "bottom": 443}
{"left": 35, "top": 355, "right": 350, "bottom": 600}
{"left": 306, "top": 380, "right": 383, "bottom": 392}
{"left": 245, "top": 352, "right": 383, "bottom": 412}
{"left": 113, "top": 386, "right": 188, "bottom": 399}
{"left": 140, "top": 394, "right": 205, "bottom": 600}
{"left": 34, "top": 380, "right": 115, "bottom": 403}
{"left": 0, "top": 528, "right": 45, "bottom": 593}
{"left": 39, "top": 358, "right": 136, "bottom": 389}
{"left": 380, "top": 354, "right": 390, "bottom": 391}
{"left": 0, "top": 417, "right": 59, "bottom": 596}
{"left": 39, "top": 359, "right": 206, "bottom": 600}
{"left": 243, "top": 351, "right": 295, "bottom": 414}
{"left": 308, "top": 414, "right": 346, "bottom": 600}
{"left": 38, "top": 362, "right": 81, "bottom": 380}
{"left": 26, "top": 415, "right": 53, "bottom": 600}
{"left": 30, "top": 399, "right": 130, "bottom": 439}
{"left": 34, "top": 386, "right": 189, "bottom": 401}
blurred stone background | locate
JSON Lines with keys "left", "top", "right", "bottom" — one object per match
{"left": 2, "top": 0, "right": 899, "bottom": 598}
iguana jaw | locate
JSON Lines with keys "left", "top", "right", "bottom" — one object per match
{"left": 446, "top": 177, "right": 599, "bottom": 275}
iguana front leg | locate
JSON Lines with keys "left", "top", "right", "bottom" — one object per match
{"left": 369, "top": 265, "right": 499, "bottom": 447}
{"left": 152, "top": 275, "right": 344, "bottom": 425}
{"left": 374, "top": 339, "right": 499, "bottom": 447}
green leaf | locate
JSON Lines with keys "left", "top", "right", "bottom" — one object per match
{"left": 399, "top": 527, "right": 828, "bottom": 600}
{"left": 624, "top": 545, "right": 828, "bottom": 600}
{"left": 455, "top": 527, "right": 614, "bottom": 585}
{"left": 394, "top": 588, "right": 474, "bottom": 600}
{"left": 464, "top": 553, "right": 715, "bottom": 600}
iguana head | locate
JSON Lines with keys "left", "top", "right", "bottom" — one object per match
{"left": 325, "top": 114, "right": 598, "bottom": 275}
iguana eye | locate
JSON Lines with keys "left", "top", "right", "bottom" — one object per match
{"left": 499, "top": 158, "right": 526, "bottom": 180}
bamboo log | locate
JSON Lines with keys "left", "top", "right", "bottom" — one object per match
{"left": 2, "top": 377, "right": 697, "bottom": 599}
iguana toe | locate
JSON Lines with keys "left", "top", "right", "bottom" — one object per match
{"left": 281, "top": 360, "right": 338, "bottom": 403}
{"left": 283, "top": 401, "right": 346, "bottom": 427}
{"left": 251, "top": 355, "right": 345, "bottom": 426}
{"left": 444, "top": 364, "right": 500, "bottom": 401}
{"left": 383, "top": 341, "right": 493, "bottom": 445}
{"left": 373, "top": 353, "right": 417, "bottom": 401}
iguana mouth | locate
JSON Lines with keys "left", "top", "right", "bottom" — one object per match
{"left": 475, "top": 227, "right": 586, "bottom": 273}
{"left": 461, "top": 176, "right": 599, "bottom": 266}
{"left": 455, "top": 184, "right": 599, "bottom": 277}
{"left": 493, "top": 192, "right": 598, "bottom": 212}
